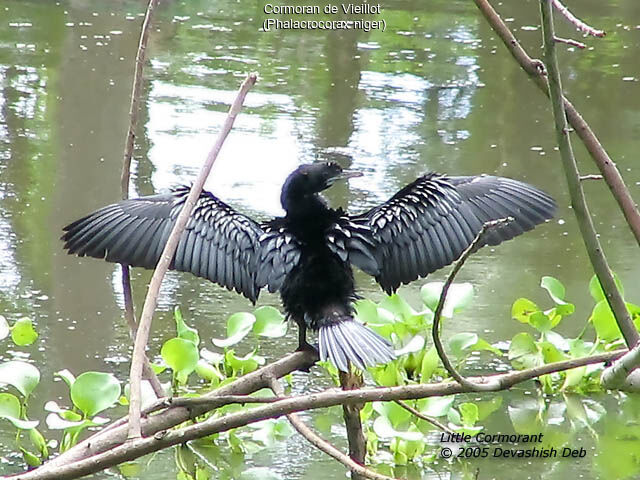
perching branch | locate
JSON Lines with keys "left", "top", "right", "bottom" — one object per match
{"left": 127, "top": 73, "right": 258, "bottom": 439}
{"left": 538, "top": 0, "right": 638, "bottom": 350}
{"left": 551, "top": 0, "right": 605, "bottom": 37}
{"left": 473, "top": 0, "right": 640, "bottom": 252}
{"left": 11, "top": 349, "right": 623, "bottom": 480}
{"left": 431, "top": 218, "right": 513, "bottom": 392}
{"left": 601, "top": 341, "right": 640, "bottom": 391}
{"left": 118, "top": 0, "right": 164, "bottom": 400}
{"left": 268, "top": 377, "right": 398, "bottom": 480}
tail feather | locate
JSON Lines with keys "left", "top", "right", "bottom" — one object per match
{"left": 319, "top": 319, "right": 395, "bottom": 372}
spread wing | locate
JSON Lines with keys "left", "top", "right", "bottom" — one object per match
{"left": 326, "top": 173, "right": 556, "bottom": 294}
{"left": 61, "top": 186, "right": 301, "bottom": 302}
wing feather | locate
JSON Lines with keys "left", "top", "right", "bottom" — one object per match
{"left": 327, "top": 173, "right": 556, "bottom": 293}
{"left": 62, "top": 187, "right": 301, "bottom": 302}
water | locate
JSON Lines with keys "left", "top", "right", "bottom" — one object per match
{"left": 1, "top": 0, "right": 639, "bottom": 478}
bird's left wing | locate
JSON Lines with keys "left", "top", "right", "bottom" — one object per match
{"left": 62, "top": 186, "right": 300, "bottom": 302}
{"left": 326, "top": 173, "right": 556, "bottom": 294}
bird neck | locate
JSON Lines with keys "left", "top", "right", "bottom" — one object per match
{"left": 281, "top": 190, "right": 329, "bottom": 219}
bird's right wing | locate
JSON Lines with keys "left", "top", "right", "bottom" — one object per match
{"left": 62, "top": 186, "right": 301, "bottom": 302}
{"left": 327, "top": 173, "right": 556, "bottom": 294}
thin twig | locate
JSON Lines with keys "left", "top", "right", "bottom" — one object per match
{"left": 431, "top": 218, "right": 512, "bottom": 391}
{"left": 127, "top": 73, "right": 257, "bottom": 440}
{"left": 118, "top": 0, "right": 164, "bottom": 400}
{"left": 12, "top": 349, "right": 625, "bottom": 480}
{"left": 554, "top": 36, "right": 586, "bottom": 49}
{"left": 551, "top": 0, "right": 605, "bottom": 37}
{"left": 539, "top": 0, "right": 638, "bottom": 349}
{"left": 395, "top": 400, "right": 454, "bottom": 434}
{"left": 121, "top": 0, "right": 158, "bottom": 197}
{"left": 473, "top": 0, "right": 640, "bottom": 250}
{"left": 268, "top": 377, "right": 398, "bottom": 480}
{"left": 579, "top": 174, "right": 603, "bottom": 181}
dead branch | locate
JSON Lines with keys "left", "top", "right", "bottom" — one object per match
{"left": 12, "top": 348, "right": 623, "bottom": 480}
{"left": 268, "top": 377, "right": 398, "bottom": 480}
{"left": 118, "top": 0, "right": 164, "bottom": 400}
{"left": 473, "top": 0, "right": 640, "bottom": 252}
{"left": 538, "top": 0, "right": 638, "bottom": 349}
{"left": 473, "top": 0, "right": 639, "bottom": 349}
{"left": 127, "top": 73, "right": 257, "bottom": 439}
{"left": 431, "top": 218, "right": 512, "bottom": 391}
{"left": 551, "top": 0, "right": 605, "bottom": 37}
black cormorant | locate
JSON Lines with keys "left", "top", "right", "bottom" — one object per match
{"left": 62, "top": 162, "right": 556, "bottom": 372}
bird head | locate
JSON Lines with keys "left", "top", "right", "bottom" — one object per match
{"left": 282, "top": 162, "right": 362, "bottom": 199}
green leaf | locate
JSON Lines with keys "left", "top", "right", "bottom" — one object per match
{"left": 55, "top": 369, "right": 76, "bottom": 388}
{"left": 562, "top": 366, "right": 587, "bottom": 390}
{"left": 529, "top": 311, "right": 552, "bottom": 332}
{"left": 420, "top": 282, "right": 473, "bottom": 317}
{"left": 71, "top": 372, "right": 121, "bottom": 417}
{"left": 10, "top": 318, "right": 38, "bottom": 346}
{"left": 354, "top": 299, "right": 379, "bottom": 324}
{"left": 195, "top": 359, "right": 222, "bottom": 383}
{"left": 253, "top": 306, "right": 287, "bottom": 338}
{"left": 161, "top": 338, "right": 200, "bottom": 381}
{"left": 373, "top": 416, "right": 422, "bottom": 441}
{"left": 380, "top": 294, "right": 417, "bottom": 320}
{"left": 29, "top": 428, "right": 48, "bottom": 458}
{"left": 590, "top": 300, "right": 622, "bottom": 342}
{"left": 416, "top": 396, "right": 454, "bottom": 417}
{"left": 509, "top": 333, "right": 541, "bottom": 370}
{"left": 21, "top": 448, "right": 41, "bottom": 467}
{"left": 212, "top": 312, "right": 256, "bottom": 348}
{"left": 459, "top": 402, "right": 479, "bottom": 427}
{"left": 395, "top": 335, "right": 425, "bottom": 356}
{"left": 0, "top": 393, "right": 39, "bottom": 429}
{"left": 589, "top": 273, "right": 624, "bottom": 303}
{"left": 541, "top": 276, "right": 567, "bottom": 304}
{"left": 448, "top": 333, "right": 478, "bottom": 357}
{"left": 174, "top": 307, "right": 199, "bottom": 346}
{"left": 476, "top": 396, "right": 503, "bottom": 421}
{"left": 511, "top": 298, "right": 540, "bottom": 324}
{"left": 0, "top": 360, "right": 40, "bottom": 398}
{"left": 420, "top": 346, "right": 439, "bottom": 382}
{"left": 448, "top": 333, "right": 501, "bottom": 357}
{"left": 0, "top": 315, "right": 9, "bottom": 340}
{"left": 540, "top": 341, "right": 567, "bottom": 363}
{"left": 224, "top": 349, "right": 264, "bottom": 376}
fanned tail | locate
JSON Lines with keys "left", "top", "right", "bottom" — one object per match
{"left": 318, "top": 318, "right": 395, "bottom": 372}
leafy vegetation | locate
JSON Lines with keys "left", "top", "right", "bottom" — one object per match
{"left": 1, "top": 274, "right": 639, "bottom": 477}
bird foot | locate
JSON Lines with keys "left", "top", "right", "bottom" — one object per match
{"left": 294, "top": 341, "right": 319, "bottom": 372}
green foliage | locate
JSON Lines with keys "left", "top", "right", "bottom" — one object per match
{"left": 0, "top": 316, "right": 38, "bottom": 346}
{"left": 509, "top": 274, "right": 640, "bottom": 394}
{"left": 1, "top": 273, "right": 637, "bottom": 476}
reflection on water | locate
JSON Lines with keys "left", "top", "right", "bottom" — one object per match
{"left": 1, "top": 0, "right": 640, "bottom": 478}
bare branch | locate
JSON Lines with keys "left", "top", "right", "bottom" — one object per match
{"left": 395, "top": 400, "right": 454, "bottom": 435}
{"left": 554, "top": 36, "right": 586, "bottom": 49}
{"left": 579, "top": 174, "right": 603, "bottom": 181}
{"left": 551, "top": 0, "right": 605, "bottom": 37}
{"left": 269, "top": 377, "right": 398, "bottom": 480}
{"left": 126, "top": 73, "right": 257, "bottom": 439}
{"left": 539, "top": 0, "right": 638, "bottom": 349}
{"left": 431, "top": 218, "right": 512, "bottom": 391}
{"left": 117, "top": 0, "right": 165, "bottom": 400}
{"left": 12, "top": 349, "right": 624, "bottom": 480}
{"left": 473, "top": 0, "right": 640, "bottom": 251}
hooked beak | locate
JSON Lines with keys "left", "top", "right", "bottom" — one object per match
{"left": 328, "top": 169, "right": 363, "bottom": 185}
